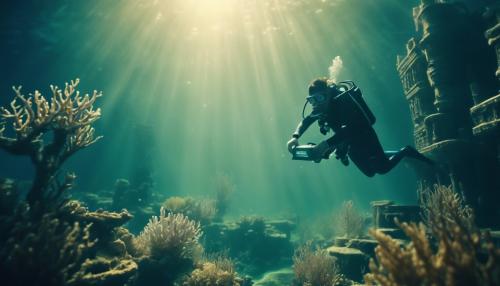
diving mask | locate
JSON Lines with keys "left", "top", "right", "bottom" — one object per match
{"left": 306, "top": 92, "right": 327, "bottom": 106}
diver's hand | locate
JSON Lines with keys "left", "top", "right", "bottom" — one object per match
{"left": 311, "top": 140, "right": 333, "bottom": 161}
{"left": 287, "top": 137, "right": 299, "bottom": 153}
{"left": 334, "top": 142, "right": 350, "bottom": 166}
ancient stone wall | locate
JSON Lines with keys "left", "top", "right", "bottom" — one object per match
{"left": 397, "top": 0, "right": 500, "bottom": 227}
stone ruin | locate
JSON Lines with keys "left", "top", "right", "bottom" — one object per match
{"left": 396, "top": 0, "right": 500, "bottom": 227}
{"left": 328, "top": 201, "right": 421, "bottom": 283}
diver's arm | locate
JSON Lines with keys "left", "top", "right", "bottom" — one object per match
{"left": 325, "top": 126, "right": 348, "bottom": 147}
{"left": 292, "top": 115, "right": 317, "bottom": 139}
{"left": 288, "top": 115, "right": 317, "bottom": 153}
{"left": 309, "top": 125, "right": 348, "bottom": 161}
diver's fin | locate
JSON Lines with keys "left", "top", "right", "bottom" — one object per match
{"left": 402, "top": 146, "right": 435, "bottom": 166}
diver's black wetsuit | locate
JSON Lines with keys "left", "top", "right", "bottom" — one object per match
{"left": 293, "top": 86, "right": 431, "bottom": 177}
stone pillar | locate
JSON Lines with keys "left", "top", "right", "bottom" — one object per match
{"left": 418, "top": 2, "right": 473, "bottom": 138}
{"left": 413, "top": 1, "right": 485, "bottom": 213}
{"left": 397, "top": 37, "right": 437, "bottom": 153}
{"left": 468, "top": 3, "right": 500, "bottom": 227}
{"left": 484, "top": 4, "right": 500, "bottom": 82}
{"left": 466, "top": 11, "right": 498, "bottom": 105}
{"left": 398, "top": 1, "right": 500, "bottom": 227}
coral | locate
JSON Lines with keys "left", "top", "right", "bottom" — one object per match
{"left": 0, "top": 79, "right": 138, "bottom": 286}
{"left": 0, "top": 209, "right": 96, "bottom": 286}
{"left": 253, "top": 268, "right": 294, "bottom": 286}
{"left": 61, "top": 200, "right": 133, "bottom": 231}
{"left": 183, "top": 257, "right": 242, "bottom": 286}
{"left": 69, "top": 256, "right": 138, "bottom": 286}
{"left": 163, "top": 196, "right": 217, "bottom": 226}
{"left": 0, "top": 198, "right": 140, "bottom": 286}
{"left": 133, "top": 208, "right": 203, "bottom": 285}
{"left": 365, "top": 221, "right": 500, "bottom": 286}
{"left": 335, "top": 200, "right": 365, "bottom": 239}
{"left": 134, "top": 207, "right": 202, "bottom": 259}
{"left": 0, "top": 79, "right": 102, "bottom": 204}
{"left": 196, "top": 199, "right": 218, "bottom": 225}
{"left": 58, "top": 200, "right": 134, "bottom": 257}
{"left": 365, "top": 186, "right": 500, "bottom": 286}
{"left": 292, "top": 242, "right": 340, "bottom": 286}
{"left": 419, "top": 184, "right": 475, "bottom": 235}
{"left": 163, "top": 196, "right": 189, "bottom": 212}
{"left": 115, "top": 226, "right": 141, "bottom": 257}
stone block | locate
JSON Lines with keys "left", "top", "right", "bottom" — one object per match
{"left": 346, "top": 239, "right": 379, "bottom": 258}
{"left": 371, "top": 201, "right": 421, "bottom": 229}
{"left": 334, "top": 236, "right": 350, "bottom": 247}
{"left": 327, "top": 246, "right": 369, "bottom": 282}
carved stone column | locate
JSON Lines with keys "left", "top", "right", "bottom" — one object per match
{"left": 397, "top": 38, "right": 436, "bottom": 151}
{"left": 418, "top": 2, "right": 473, "bottom": 137}
{"left": 468, "top": 3, "right": 500, "bottom": 227}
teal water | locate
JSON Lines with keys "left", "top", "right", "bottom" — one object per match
{"left": 1, "top": 0, "right": 430, "bottom": 218}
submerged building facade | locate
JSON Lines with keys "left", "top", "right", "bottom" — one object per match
{"left": 396, "top": 0, "right": 500, "bottom": 226}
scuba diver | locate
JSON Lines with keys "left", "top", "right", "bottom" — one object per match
{"left": 287, "top": 78, "right": 434, "bottom": 177}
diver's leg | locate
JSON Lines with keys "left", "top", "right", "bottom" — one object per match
{"left": 347, "top": 134, "right": 376, "bottom": 177}
{"left": 350, "top": 127, "right": 433, "bottom": 175}
{"left": 349, "top": 150, "right": 375, "bottom": 177}
{"left": 353, "top": 128, "right": 393, "bottom": 175}
{"left": 376, "top": 146, "right": 434, "bottom": 174}
{"left": 375, "top": 150, "right": 406, "bottom": 174}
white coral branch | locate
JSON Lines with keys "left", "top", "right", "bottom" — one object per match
{"left": 0, "top": 78, "right": 102, "bottom": 151}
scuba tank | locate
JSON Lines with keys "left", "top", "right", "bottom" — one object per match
{"left": 302, "top": 81, "right": 375, "bottom": 127}
{"left": 334, "top": 81, "right": 376, "bottom": 127}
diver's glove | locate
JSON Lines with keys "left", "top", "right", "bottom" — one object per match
{"left": 334, "top": 143, "right": 350, "bottom": 166}
{"left": 310, "top": 140, "right": 333, "bottom": 162}
{"left": 287, "top": 137, "right": 299, "bottom": 153}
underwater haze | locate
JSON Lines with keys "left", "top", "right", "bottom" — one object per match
{"left": 2, "top": 0, "right": 431, "bottom": 217}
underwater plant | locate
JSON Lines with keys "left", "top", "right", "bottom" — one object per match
{"left": 70, "top": 256, "right": 138, "bottom": 286}
{"left": 0, "top": 80, "right": 141, "bottom": 286}
{"left": 134, "top": 207, "right": 202, "bottom": 259}
{"left": 133, "top": 207, "right": 203, "bottom": 285}
{"left": 419, "top": 184, "right": 475, "bottom": 235}
{"left": 292, "top": 242, "right": 340, "bottom": 286}
{"left": 365, "top": 185, "right": 500, "bottom": 286}
{"left": 0, "top": 196, "right": 139, "bottom": 286}
{"left": 183, "top": 256, "right": 243, "bottom": 286}
{"left": 0, "top": 206, "right": 95, "bottom": 286}
{"left": 162, "top": 196, "right": 217, "bottom": 226}
{"left": 335, "top": 200, "right": 365, "bottom": 239}
{"left": 0, "top": 79, "right": 102, "bottom": 204}
{"left": 163, "top": 196, "right": 190, "bottom": 212}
